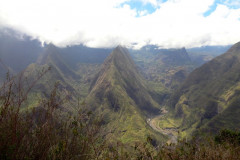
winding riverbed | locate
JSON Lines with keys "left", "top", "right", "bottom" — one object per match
{"left": 147, "top": 112, "right": 178, "bottom": 144}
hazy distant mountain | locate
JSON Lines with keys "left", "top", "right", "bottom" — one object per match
{"left": 169, "top": 41, "right": 240, "bottom": 136}
{"left": 0, "top": 27, "right": 112, "bottom": 73}
{"left": 86, "top": 46, "right": 165, "bottom": 143}
{"left": 131, "top": 45, "right": 191, "bottom": 65}
{"left": 21, "top": 45, "right": 79, "bottom": 111}
{"left": 0, "top": 28, "right": 43, "bottom": 73}
{"left": 130, "top": 46, "right": 194, "bottom": 89}
{"left": 37, "top": 44, "right": 79, "bottom": 79}
{"left": 59, "top": 45, "right": 112, "bottom": 70}
{"left": 187, "top": 45, "right": 231, "bottom": 65}
{"left": 23, "top": 43, "right": 112, "bottom": 111}
{"left": 0, "top": 28, "right": 113, "bottom": 101}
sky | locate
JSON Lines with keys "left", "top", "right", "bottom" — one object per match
{"left": 0, "top": 0, "right": 240, "bottom": 49}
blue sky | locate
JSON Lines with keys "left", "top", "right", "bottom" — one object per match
{"left": 204, "top": 0, "right": 240, "bottom": 16}
{"left": 120, "top": 0, "right": 167, "bottom": 16}
{"left": 0, "top": 0, "right": 240, "bottom": 48}
{"left": 120, "top": 0, "right": 240, "bottom": 17}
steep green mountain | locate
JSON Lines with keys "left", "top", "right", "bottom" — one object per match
{"left": 86, "top": 45, "right": 166, "bottom": 143}
{"left": 1, "top": 40, "right": 114, "bottom": 113}
{"left": 130, "top": 46, "right": 195, "bottom": 89}
{"left": 168, "top": 41, "right": 240, "bottom": 137}
{"left": 23, "top": 42, "right": 111, "bottom": 97}
{"left": 37, "top": 44, "right": 80, "bottom": 80}
{"left": 58, "top": 45, "right": 112, "bottom": 90}
{"left": 22, "top": 44, "right": 81, "bottom": 111}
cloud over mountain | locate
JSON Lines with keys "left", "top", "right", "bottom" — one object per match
{"left": 0, "top": 0, "right": 239, "bottom": 48}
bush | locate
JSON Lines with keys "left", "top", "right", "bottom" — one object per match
{"left": 0, "top": 71, "right": 112, "bottom": 160}
{"left": 214, "top": 129, "right": 240, "bottom": 145}
{"left": 1, "top": 71, "right": 240, "bottom": 159}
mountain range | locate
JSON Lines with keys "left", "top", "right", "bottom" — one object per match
{"left": 130, "top": 46, "right": 195, "bottom": 89}
{"left": 1, "top": 28, "right": 239, "bottom": 144}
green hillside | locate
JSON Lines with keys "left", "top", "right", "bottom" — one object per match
{"left": 86, "top": 45, "right": 167, "bottom": 144}
{"left": 167, "top": 41, "right": 240, "bottom": 138}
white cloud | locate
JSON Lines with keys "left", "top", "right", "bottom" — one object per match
{"left": 0, "top": 0, "right": 239, "bottom": 48}
{"left": 138, "top": 10, "right": 149, "bottom": 16}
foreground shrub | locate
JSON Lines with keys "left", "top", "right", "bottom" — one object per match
{"left": 215, "top": 129, "right": 240, "bottom": 145}
{"left": 1, "top": 71, "right": 240, "bottom": 160}
{"left": 0, "top": 71, "right": 112, "bottom": 160}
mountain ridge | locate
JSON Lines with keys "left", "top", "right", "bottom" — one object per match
{"left": 89, "top": 45, "right": 160, "bottom": 114}
{"left": 168, "top": 41, "right": 240, "bottom": 137}
{"left": 86, "top": 45, "right": 165, "bottom": 143}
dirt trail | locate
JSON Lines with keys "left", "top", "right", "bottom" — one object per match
{"left": 147, "top": 110, "right": 178, "bottom": 144}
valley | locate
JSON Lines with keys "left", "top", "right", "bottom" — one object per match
{"left": 1, "top": 28, "right": 240, "bottom": 159}
{"left": 147, "top": 109, "right": 178, "bottom": 144}
{"left": 0, "top": 30, "right": 239, "bottom": 144}
{"left": 1, "top": 0, "right": 240, "bottom": 158}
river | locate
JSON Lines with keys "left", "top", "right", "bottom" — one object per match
{"left": 147, "top": 112, "right": 178, "bottom": 144}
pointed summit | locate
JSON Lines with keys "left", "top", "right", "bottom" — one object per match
{"left": 104, "top": 45, "right": 136, "bottom": 68}
{"left": 37, "top": 43, "right": 59, "bottom": 65}
{"left": 36, "top": 44, "right": 78, "bottom": 79}
{"left": 87, "top": 46, "right": 162, "bottom": 143}
{"left": 115, "top": 45, "right": 129, "bottom": 55}
{"left": 89, "top": 46, "right": 159, "bottom": 114}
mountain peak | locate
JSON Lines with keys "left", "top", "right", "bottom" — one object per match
{"left": 100, "top": 45, "right": 136, "bottom": 72}
{"left": 113, "top": 45, "right": 128, "bottom": 56}
{"left": 181, "top": 47, "right": 187, "bottom": 52}
{"left": 45, "top": 43, "right": 57, "bottom": 51}
{"left": 86, "top": 46, "right": 161, "bottom": 142}
{"left": 37, "top": 44, "right": 61, "bottom": 65}
{"left": 88, "top": 46, "right": 160, "bottom": 115}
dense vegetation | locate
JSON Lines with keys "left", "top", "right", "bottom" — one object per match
{"left": 86, "top": 46, "right": 167, "bottom": 143}
{"left": 1, "top": 30, "right": 240, "bottom": 159}
{"left": 167, "top": 42, "right": 240, "bottom": 138}
{"left": 1, "top": 73, "right": 240, "bottom": 159}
